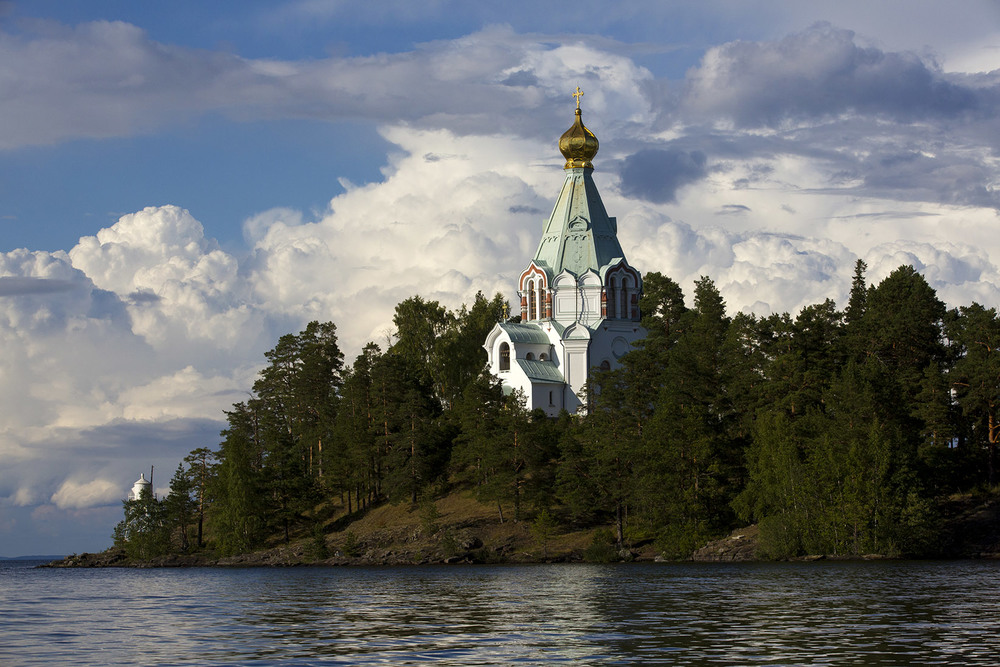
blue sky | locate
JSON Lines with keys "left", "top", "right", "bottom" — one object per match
{"left": 1, "top": 0, "right": 999, "bottom": 555}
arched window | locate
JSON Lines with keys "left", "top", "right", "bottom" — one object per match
{"left": 527, "top": 280, "right": 535, "bottom": 321}
{"left": 499, "top": 343, "right": 510, "bottom": 371}
{"left": 600, "top": 360, "right": 611, "bottom": 372}
{"left": 620, "top": 277, "right": 629, "bottom": 320}
{"left": 539, "top": 353, "right": 548, "bottom": 361}
{"left": 607, "top": 276, "right": 617, "bottom": 319}
{"left": 525, "top": 352, "right": 535, "bottom": 361}
{"left": 537, "top": 284, "right": 545, "bottom": 319}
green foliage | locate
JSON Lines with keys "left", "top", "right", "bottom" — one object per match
{"left": 419, "top": 498, "right": 441, "bottom": 536}
{"left": 452, "top": 375, "right": 537, "bottom": 522}
{"left": 183, "top": 447, "right": 216, "bottom": 549}
{"left": 163, "top": 463, "right": 196, "bottom": 551}
{"left": 531, "top": 509, "right": 557, "bottom": 559}
{"left": 756, "top": 514, "right": 804, "bottom": 560}
{"left": 113, "top": 487, "right": 170, "bottom": 561}
{"left": 135, "top": 263, "right": 995, "bottom": 562}
{"left": 560, "top": 366, "right": 641, "bottom": 544}
{"left": 949, "top": 303, "right": 1000, "bottom": 485}
{"left": 211, "top": 403, "right": 269, "bottom": 556}
{"left": 583, "top": 528, "right": 619, "bottom": 563}
{"left": 341, "top": 530, "right": 361, "bottom": 557}
{"left": 308, "top": 524, "right": 330, "bottom": 561}
{"left": 439, "top": 529, "right": 460, "bottom": 557}
{"left": 655, "top": 521, "right": 711, "bottom": 560}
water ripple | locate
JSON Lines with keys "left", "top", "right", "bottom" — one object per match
{"left": 2, "top": 560, "right": 1000, "bottom": 665}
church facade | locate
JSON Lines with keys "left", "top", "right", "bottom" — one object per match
{"left": 484, "top": 92, "right": 645, "bottom": 416}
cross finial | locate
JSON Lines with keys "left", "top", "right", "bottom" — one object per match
{"left": 501, "top": 302, "right": 510, "bottom": 321}
{"left": 572, "top": 86, "right": 584, "bottom": 110}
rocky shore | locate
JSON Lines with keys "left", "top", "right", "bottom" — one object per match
{"left": 41, "top": 490, "right": 1000, "bottom": 569}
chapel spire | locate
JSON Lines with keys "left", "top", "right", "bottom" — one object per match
{"left": 559, "top": 87, "right": 599, "bottom": 169}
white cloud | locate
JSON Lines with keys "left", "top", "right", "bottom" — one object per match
{"left": 50, "top": 478, "right": 121, "bottom": 510}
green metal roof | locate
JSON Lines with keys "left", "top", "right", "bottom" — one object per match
{"left": 532, "top": 168, "right": 626, "bottom": 279}
{"left": 516, "top": 358, "right": 565, "bottom": 384}
{"left": 500, "top": 322, "right": 551, "bottom": 344}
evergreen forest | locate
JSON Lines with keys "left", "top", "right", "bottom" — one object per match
{"left": 114, "top": 261, "right": 1000, "bottom": 561}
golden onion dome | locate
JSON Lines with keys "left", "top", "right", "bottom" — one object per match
{"left": 559, "top": 88, "right": 599, "bottom": 169}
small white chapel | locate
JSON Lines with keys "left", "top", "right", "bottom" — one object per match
{"left": 484, "top": 90, "right": 646, "bottom": 416}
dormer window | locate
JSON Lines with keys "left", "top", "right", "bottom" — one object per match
{"left": 499, "top": 343, "right": 510, "bottom": 371}
{"left": 525, "top": 352, "right": 535, "bottom": 361}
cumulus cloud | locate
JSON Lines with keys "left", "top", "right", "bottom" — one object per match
{"left": 50, "top": 478, "right": 121, "bottom": 510}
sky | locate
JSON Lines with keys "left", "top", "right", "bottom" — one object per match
{"left": 1, "top": 0, "right": 999, "bottom": 556}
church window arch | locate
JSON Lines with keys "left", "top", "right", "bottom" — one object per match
{"left": 499, "top": 343, "right": 510, "bottom": 371}
{"left": 539, "top": 353, "right": 548, "bottom": 361}
{"left": 527, "top": 280, "right": 536, "bottom": 321}
{"left": 600, "top": 360, "right": 611, "bottom": 372}
{"left": 525, "top": 352, "right": 535, "bottom": 361}
{"left": 620, "top": 277, "right": 629, "bottom": 320}
{"left": 607, "top": 276, "right": 617, "bottom": 320}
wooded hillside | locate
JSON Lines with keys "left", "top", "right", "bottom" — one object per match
{"left": 114, "top": 262, "right": 1000, "bottom": 561}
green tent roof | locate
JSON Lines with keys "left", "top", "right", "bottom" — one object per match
{"left": 532, "top": 168, "right": 626, "bottom": 279}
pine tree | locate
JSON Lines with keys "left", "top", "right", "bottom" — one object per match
{"left": 557, "top": 367, "right": 639, "bottom": 544}
{"left": 951, "top": 303, "right": 1000, "bottom": 485}
{"left": 163, "top": 463, "right": 196, "bottom": 551}
{"left": 211, "top": 402, "right": 269, "bottom": 555}
{"left": 112, "top": 485, "right": 169, "bottom": 561}
{"left": 183, "top": 447, "right": 217, "bottom": 548}
{"left": 332, "top": 343, "right": 380, "bottom": 512}
{"left": 432, "top": 291, "right": 508, "bottom": 408}
{"left": 452, "top": 374, "right": 532, "bottom": 523}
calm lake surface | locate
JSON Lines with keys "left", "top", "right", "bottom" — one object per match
{"left": 2, "top": 560, "right": 999, "bottom": 665}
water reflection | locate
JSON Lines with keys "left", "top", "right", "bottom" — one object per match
{"left": 3, "top": 561, "right": 1000, "bottom": 665}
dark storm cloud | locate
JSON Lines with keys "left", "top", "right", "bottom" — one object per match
{"left": 0, "top": 277, "right": 77, "bottom": 296}
{"left": 74, "top": 417, "right": 225, "bottom": 454}
{"left": 618, "top": 148, "right": 708, "bottom": 203}
{"left": 682, "top": 23, "right": 980, "bottom": 128}
{"left": 862, "top": 151, "right": 1000, "bottom": 208}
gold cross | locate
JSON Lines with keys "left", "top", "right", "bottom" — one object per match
{"left": 573, "top": 86, "right": 584, "bottom": 109}
{"left": 502, "top": 302, "right": 510, "bottom": 320}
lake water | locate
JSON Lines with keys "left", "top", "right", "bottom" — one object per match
{"left": 2, "top": 560, "right": 1000, "bottom": 665}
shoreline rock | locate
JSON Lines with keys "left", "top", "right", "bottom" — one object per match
{"left": 691, "top": 525, "right": 760, "bottom": 562}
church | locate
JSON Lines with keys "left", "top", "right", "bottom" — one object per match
{"left": 484, "top": 90, "right": 645, "bottom": 416}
